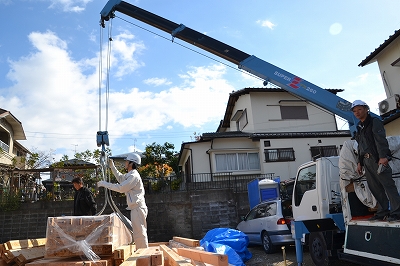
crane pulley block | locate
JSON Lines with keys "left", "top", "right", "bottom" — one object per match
{"left": 97, "top": 131, "right": 109, "bottom": 147}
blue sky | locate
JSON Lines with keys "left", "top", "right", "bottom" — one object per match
{"left": 1, "top": 0, "right": 400, "bottom": 161}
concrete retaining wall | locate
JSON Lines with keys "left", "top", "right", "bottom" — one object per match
{"left": 0, "top": 189, "right": 250, "bottom": 243}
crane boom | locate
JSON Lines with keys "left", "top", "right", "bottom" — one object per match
{"left": 100, "top": 0, "right": 380, "bottom": 135}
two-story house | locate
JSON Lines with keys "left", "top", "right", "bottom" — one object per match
{"left": 359, "top": 29, "right": 400, "bottom": 136}
{"left": 178, "top": 87, "right": 351, "bottom": 183}
{"left": 0, "top": 108, "right": 29, "bottom": 167}
{"left": 0, "top": 108, "right": 30, "bottom": 193}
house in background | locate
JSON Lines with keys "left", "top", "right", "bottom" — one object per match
{"left": 0, "top": 108, "right": 30, "bottom": 169}
{"left": 359, "top": 29, "right": 400, "bottom": 136}
{"left": 178, "top": 87, "right": 351, "bottom": 183}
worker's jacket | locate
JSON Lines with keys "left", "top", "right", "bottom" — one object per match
{"left": 109, "top": 163, "right": 147, "bottom": 210}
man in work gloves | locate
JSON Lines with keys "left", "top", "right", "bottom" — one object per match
{"left": 97, "top": 153, "right": 148, "bottom": 248}
{"left": 352, "top": 100, "right": 400, "bottom": 222}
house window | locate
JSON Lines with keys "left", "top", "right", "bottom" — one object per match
{"left": 310, "top": 145, "right": 338, "bottom": 159}
{"left": 231, "top": 109, "right": 248, "bottom": 131}
{"left": 294, "top": 164, "right": 316, "bottom": 206}
{"left": 264, "top": 148, "right": 295, "bottom": 162}
{"left": 280, "top": 106, "right": 308, "bottom": 119}
{"left": 215, "top": 152, "right": 260, "bottom": 172}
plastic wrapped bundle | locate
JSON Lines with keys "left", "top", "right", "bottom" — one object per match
{"left": 44, "top": 213, "right": 131, "bottom": 261}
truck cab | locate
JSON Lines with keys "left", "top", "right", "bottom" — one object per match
{"left": 292, "top": 157, "right": 341, "bottom": 221}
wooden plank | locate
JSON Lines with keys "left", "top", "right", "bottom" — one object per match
{"left": 159, "top": 245, "right": 192, "bottom": 266}
{"left": 14, "top": 246, "right": 46, "bottom": 265}
{"left": 121, "top": 246, "right": 163, "bottom": 266}
{"left": 148, "top": 242, "right": 169, "bottom": 247}
{"left": 0, "top": 259, "right": 8, "bottom": 266}
{"left": 26, "top": 256, "right": 113, "bottom": 266}
{"left": 189, "top": 260, "right": 208, "bottom": 266}
{"left": 3, "top": 246, "right": 45, "bottom": 264}
{"left": 4, "top": 238, "right": 46, "bottom": 250}
{"left": 176, "top": 248, "right": 228, "bottom": 266}
{"left": 45, "top": 244, "right": 113, "bottom": 258}
{"left": 172, "top": 238, "right": 199, "bottom": 248}
{"left": 114, "top": 244, "right": 134, "bottom": 259}
{"left": 139, "top": 247, "right": 163, "bottom": 265}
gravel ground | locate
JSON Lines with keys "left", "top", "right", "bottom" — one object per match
{"left": 244, "top": 245, "right": 360, "bottom": 266}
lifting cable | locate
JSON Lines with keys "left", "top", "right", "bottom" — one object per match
{"left": 96, "top": 17, "right": 133, "bottom": 234}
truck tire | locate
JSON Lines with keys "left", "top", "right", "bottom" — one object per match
{"left": 309, "top": 232, "right": 331, "bottom": 266}
{"left": 261, "top": 231, "right": 276, "bottom": 254}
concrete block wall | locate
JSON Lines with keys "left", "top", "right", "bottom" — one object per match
{"left": 0, "top": 189, "right": 250, "bottom": 243}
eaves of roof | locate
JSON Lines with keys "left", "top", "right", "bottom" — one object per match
{"left": 359, "top": 29, "right": 400, "bottom": 67}
{"left": 0, "top": 108, "right": 26, "bottom": 140}
{"left": 201, "top": 130, "right": 351, "bottom": 140}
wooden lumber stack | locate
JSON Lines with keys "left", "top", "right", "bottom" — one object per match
{"left": 1, "top": 236, "right": 228, "bottom": 266}
{"left": 45, "top": 214, "right": 131, "bottom": 258}
{"left": 1, "top": 238, "right": 46, "bottom": 266}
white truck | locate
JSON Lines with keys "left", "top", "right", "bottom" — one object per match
{"left": 291, "top": 136, "right": 400, "bottom": 266}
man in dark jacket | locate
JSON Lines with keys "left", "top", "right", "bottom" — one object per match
{"left": 353, "top": 100, "right": 400, "bottom": 222}
{"left": 72, "top": 177, "right": 97, "bottom": 216}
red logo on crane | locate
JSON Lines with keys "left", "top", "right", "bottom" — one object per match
{"left": 288, "top": 77, "right": 302, "bottom": 89}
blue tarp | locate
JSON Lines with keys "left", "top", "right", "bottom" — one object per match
{"left": 200, "top": 228, "right": 252, "bottom": 266}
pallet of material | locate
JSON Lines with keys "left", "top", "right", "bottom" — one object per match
{"left": 45, "top": 213, "right": 131, "bottom": 258}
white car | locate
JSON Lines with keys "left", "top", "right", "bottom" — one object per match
{"left": 236, "top": 199, "right": 294, "bottom": 254}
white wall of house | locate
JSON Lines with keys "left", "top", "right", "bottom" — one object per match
{"left": 180, "top": 135, "right": 349, "bottom": 182}
{"left": 230, "top": 92, "right": 337, "bottom": 133}
{"left": 368, "top": 35, "right": 400, "bottom": 136}
{"left": 259, "top": 137, "right": 347, "bottom": 180}
{"left": 375, "top": 38, "right": 400, "bottom": 99}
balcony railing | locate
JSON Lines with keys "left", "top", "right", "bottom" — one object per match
{"left": 143, "top": 172, "right": 275, "bottom": 194}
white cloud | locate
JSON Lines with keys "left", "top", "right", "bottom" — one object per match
{"left": 110, "top": 30, "right": 146, "bottom": 78}
{"left": 143, "top": 77, "right": 172, "bottom": 86}
{"left": 0, "top": 30, "right": 234, "bottom": 159}
{"left": 107, "top": 64, "right": 234, "bottom": 136}
{"left": 1, "top": 31, "right": 99, "bottom": 159}
{"left": 256, "top": 19, "right": 276, "bottom": 30}
{"left": 48, "top": 0, "right": 92, "bottom": 12}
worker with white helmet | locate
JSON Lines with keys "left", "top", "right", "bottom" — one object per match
{"left": 352, "top": 100, "right": 400, "bottom": 222}
{"left": 97, "top": 153, "right": 148, "bottom": 248}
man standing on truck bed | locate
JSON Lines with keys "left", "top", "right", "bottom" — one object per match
{"left": 352, "top": 100, "right": 400, "bottom": 222}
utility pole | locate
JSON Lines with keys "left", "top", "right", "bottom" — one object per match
{"left": 71, "top": 144, "right": 78, "bottom": 154}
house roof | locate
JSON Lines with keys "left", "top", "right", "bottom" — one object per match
{"left": 217, "top": 87, "right": 344, "bottom": 131}
{"left": 0, "top": 108, "right": 26, "bottom": 140}
{"left": 359, "top": 29, "right": 400, "bottom": 67}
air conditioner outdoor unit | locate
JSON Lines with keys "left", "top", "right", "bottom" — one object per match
{"left": 378, "top": 94, "right": 400, "bottom": 116}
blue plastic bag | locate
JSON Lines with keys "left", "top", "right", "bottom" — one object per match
{"left": 200, "top": 228, "right": 252, "bottom": 266}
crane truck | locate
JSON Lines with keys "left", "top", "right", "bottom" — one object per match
{"left": 99, "top": 1, "right": 400, "bottom": 265}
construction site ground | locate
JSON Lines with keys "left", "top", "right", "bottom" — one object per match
{"left": 245, "top": 245, "right": 359, "bottom": 266}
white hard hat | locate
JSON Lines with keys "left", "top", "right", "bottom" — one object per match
{"left": 351, "top": 100, "right": 369, "bottom": 110}
{"left": 125, "top": 153, "right": 141, "bottom": 165}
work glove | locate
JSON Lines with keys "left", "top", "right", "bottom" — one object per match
{"left": 97, "top": 181, "right": 110, "bottom": 189}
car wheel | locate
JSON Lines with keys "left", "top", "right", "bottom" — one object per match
{"left": 261, "top": 231, "right": 276, "bottom": 254}
{"left": 309, "top": 232, "right": 331, "bottom": 266}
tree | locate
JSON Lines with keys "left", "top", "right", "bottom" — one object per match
{"left": 140, "top": 142, "right": 178, "bottom": 178}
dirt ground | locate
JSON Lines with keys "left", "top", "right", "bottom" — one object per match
{"left": 245, "top": 245, "right": 360, "bottom": 266}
